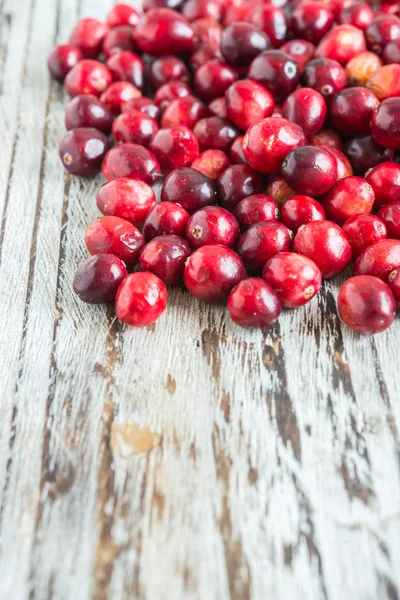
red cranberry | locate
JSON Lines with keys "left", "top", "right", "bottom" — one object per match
{"left": 353, "top": 239, "right": 400, "bottom": 280}
{"left": 122, "top": 96, "right": 161, "bottom": 121}
{"left": 194, "top": 59, "right": 238, "bottom": 101}
{"left": 113, "top": 109, "right": 159, "bottom": 146}
{"left": 291, "top": 1, "right": 334, "bottom": 44}
{"left": 227, "top": 278, "right": 281, "bottom": 328}
{"left": 185, "top": 206, "right": 239, "bottom": 248}
{"left": 116, "top": 272, "right": 167, "bottom": 327}
{"left": 236, "top": 221, "right": 292, "bottom": 270}
{"left": 100, "top": 81, "right": 141, "bottom": 115}
{"left": 64, "top": 94, "right": 113, "bottom": 133}
{"left": 134, "top": 8, "right": 195, "bottom": 56}
{"left": 191, "top": 17, "right": 222, "bottom": 50}
{"left": 320, "top": 0, "right": 353, "bottom": 20}
{"left": 103, "top": 25, "right": 137, "bottom": 58}
{"left": 388, "top": 269, "right": 400, "bottom": 306}
{"left": 243, "top": 117, "right": 306, "bottom": 175}
{"left": 182, "top": 0, "right": 223, "bottom": 21}
{"left": 154, "top": 81, "right": 192, "bottom": 108}
{"left": 143, "top": 202, "right": 190, "bottom": 241}
{"left": 102, "top": 143, "right": 161, "bottom": 184}
{"left": 209, "top": 97, "right": 227, "bottom": 119}
{"left": 220, "top": 22, "right": 271, "bottom": 66}
{"left": 225, "top": 80, "right": 274, "bottom": 131}
{"left": 340, "top": 2, "right": 374, "bottom": 31}
{"left": 345, "top": 51, "right": 382, "bottom": 86}
{"left": 329, "top": 87, "right": 379, "bottom": 135}
{"left": 248, "top": 50, "right": 299, "bottom": 102}
{"left": 64, "top": 60, "right": 113, "bottom": 97}
{"left": 281, "top": 146, "right": 337, "bottom": 197}
{"left": 342, "top": 214, "right": 387, "bottom": 257}
{"left": 282, "top": 88, "right": 326, "bottom": 137}
{"left": 96, "top": 178, "right": 156, "bottom": 227}
{"left": 383, "top": 40, "right": 400, "bottom": 63}
{"left": 161, "top": 95, "right": 208, "bottom": 128}
{"left": 343, "top": 135, "right": 394, "bottom": 175}
{"left": 107, "top": 4, "right": 140, "bottom": 28}
{"left": 324, "top": 147, "right": 353, "bottom": 180}
{"left": 73, "top": 254, "right": 128, "bottom": 304}
{"left": 85, "top": 216, "right": 144, "bottom": 267}
{"left": 69, "top": 18, "right": 108, "bottom": 59}
{"left": 267, "top": 175, "right": 295, "bottom": 206}
{"left": 280, "top": 39, "right": 315, "bottom": 73}
{"left": 223, "top": 2, "right": 255, "bottom": 26}
{"left": 377, "top": 202, "right": 400, "bottom": 239}
{"left": 248, "top": 5, "right": 288, "bottom": 48}
{"left": 59, "top": 128, "right": 111, "bottom": 177}
{"left": 338, "top": 275, "right": 395, "bottom": 334}
{"left": 293, "top": 220, "right": 352, "bottom": 278}
{"left": 106, "top": 51, "right": 145, "bottom": 89}
{"left": 161, "top": 167, "right": 216, "bottom": 213}
{"left": 366, "top": 15, "right": 400, "bottom": 55}
{"left": 321, "top": 176, "right": 375, "bottom": 225}
{"left": 366, "top": 162, "right": 400, "bottom": 209}
{"left": 193, "top": 117, "right": 240, "bottom": 153}
{"left": 315, "top": 25, "right": 366, "bottom": 65}
{"left": 229, "top": 136, "right": 247, "bottom": 164}
{"left": 234, "top": 194, "right": 279, "bottom": 231}
{"left": 149, "top": 126, "right": 199, "bottom": 170}
{"left": 310, "top": 128, "right": 342, "bottom": 150}
{"left": 191, "top": 149, "right": 230, "bottom": 180}
{"left": 280, "top": 195, "right": 325, "bottom": 233}
{"left": 184, "top": 245, "right": 246, "bottom": 301}
{"left": 366, "top": 64, "right": 400, "bottom": 100}
{"left": 217, "top": 164, "right": 263, "bottom": 209}
{"left": 371, "top": 98, "right": 400, "bottom": 150}
{"left": 302, "top": 57, "right": 346, "bottom": 98}
{"left": 149, "top": 55, "right": 190, "bottom": 90}
{"left": 48, "top": 44, "right": 82, "bottom": 81}
{"left": 139, "top": 235, "right": 192, "bottom": 285}
{"left": 143, "top": 0, "right": 184, "bottom": 10}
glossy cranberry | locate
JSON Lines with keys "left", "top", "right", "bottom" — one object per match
{"left": 106, "top": 51, "right": 145, "bottom": 89}
{"left": 291, "top": 1, "right": 334, "bottom": 44}
{"left": 366, "top": 162, "right": 400, "bottom": 208}
{"left": 100, "top": 81, "right": 141, "bottom": 115}
{"left": 102, "top": 143, "right": 161, "bottom": 184}
{"left": 281, "top": 146, "right": 337, "bottom": 197}
{"left": 371, "top": 98, "right": 400, "bottom": 150}
{"left": 280, "top": 40, "right": 315, "bottom": 73}
{"left": 366, "top": 15, "right": 400, "bottom": 55}
{"left": 315, "top": 24, "right": 366, "bottom": 65}
{"left": 282, "top": 88, "right": 326, "bottom": 137}
{"left": 182, "top": 0, "right": 223, "bottom": 21}
{"left": 338, "top": 275, "right": 395, "bottom": 334}
{"left": 266, "top": 176, "right": 295, "bottom": 206}
{"left": 220, "top": 22, "right": 271, "bottom": 67}
{"left": 329, "top": 87, "right": 379, "bottom": 136}
{"left": 48, "top": 44, "right": 82, "bottom": 81}
{"left": 208, "top": 97, "right": 227, "bottom": 119}
{"left": 310, "top": 128, "right": 342, "bottom": 150}
{"left": 138, "top": 235, "right": 192, "bottom": 285}
{"left": 113, "top": 110, "right": 159, "bottom": 146}
{"left": 103, "top": 25, "right": 137, "bottom": 58}
{"left": 340, "top": 2, "right": 374, "bottom": 31}
{"left": 366, "top": 64, "right": 400, "bottom": 100}
{"left": 193, "top": 117, "right": 240, "bottom": 153}
{"left": 388, "top": 269, "right": 400, "bottom": 306}
{"left": 248, "top": 50, "right": 299, "bottom": 103}
{"left": 161, "top": 167, "right": 216, "bottom": 213}
{"left": 96, "top": 178, "right": 156, "bottom": 227}
{"left": 236, "top": 221, "right": 292, "bottom": 270}
{"left": 194, "top": 60, "right": 238, "bottom": 101}
{"left": 64, "top": 95, "right": 113, "bottom": 133}
{"left": 280, "top": 195, "right": 325, "bottom": 233}
{"left": 353, "top": 239, "right": 400, "bottom": 280}
{"left": 122, "top": 96, "right": 161, "bottom": 121}
{"left": 342, "top": 214, "right": 387, "bottom": 257}
{"left": 321, "top": 176, "right": 374, "bottom": 224}
{"left": 116, "top": 272, "right": 167, "bottom": 327}
{"left": 64, "top": 60, "right": 113, "bottom": 97}
{"left": 149, "top": 126, "right": 199, "bottom": 170}
{"left": 383, "top": 40, "right": 400, "bottom": 63}
{"left": 233, "top": 194, "right": 279, "bottom": 231}
{"left": 345, "top": 51, "right": 382, "bottom": 86}
{"left": 143, "top": 0, "right": 184, "bottom": 10}
{"left": 73, "top": 254, "right": 128, "bottom": 304}
{"left": 191, "top": 17, "right": 222, "bottom": 50}
{"left": 225, "top": 80, "right": 274, "bottom": 132}
{"left": 229, "top": 137, "right": 246, "bottom": 164}
{"left": 191, "top": 149, "right": 230, "bottom": 180}
{"left": 248, "top": 5, "right": 288, "bottom": 48}
{"left": 376, "top": 202, "right": 400, "bottom": 239}
{"left": 149, "top": 55, "right": 190, "bottom": 90}
{"left": 134, "top": 8, "right": 194, "bottom": 56}
{"left": 107, "top": 4, "right": 140, "bottom": 28}
{"left": 185, "top": 206, "right": 238, "bottom": 249}
{"left": 154, "top": 81, "right": 192, "bottom": 108}
{"left": 217, "top": 164, "right": 263, "bottom": 209}
{"left": 161, "top": 95, "right": 208, "bottom": 129}
{"left": 85, "top": 216, "right": 144, "bottom": 267}
{"left": 143, "top": 202, "right": 190, "bottom": 240}
{"left": 293, "top": 220, "right": 352, "bottom": 278}
{"left": 69, "top": 18, "right": 108, "bottom": 59}
{"left": 343, "top": 135, "right": 394, "bottom": 175}
{"left": 227, "top": 278, "right": 281, "bottom": 328}
{"left": 302, "top": 57, "right": 346, "bottom": 98}
{"left": 59, "top": 128, "right": 110, "bottom": 177}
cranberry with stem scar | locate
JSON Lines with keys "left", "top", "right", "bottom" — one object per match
{"left": 96, "top": 178, "right": 156, "bottom": 228}
{"left": 217, "top": 164, "right": 263, "bottom": 209}
{"left": 59, "top": 128, "right": 111, "bottom": 177}
{"left": 191, "top": 150, "right": 230, "bottom": 180}
{"left": 234, "top": 194, "right": 279, "bottom": 231}
{"left": 281, "top": 39, "right": 315, "bottom": 74}
{"left": 112, "top": 109, "right": 159, "bottom": 146}
{"left": 102, "top": 143, "right": 161, "bottom": 184}
{"left": 143, "top": 202, "right": 190, "bottom": 241}
{"left": 321, "top": 176, "right": 375, "bottom": 225}
{"left": 138, "top": 235, "right": 192, "bottom": 285}
{"left": 302, "top": 57, "right": 346, "bottom": 98}
{"left": 116, "top": 272, "right": 167, "bottom": 327}
{"left": 227, "top": 278, "right": 281, "bottom": 328}
{"left": 64, "top": 60, "right": 113, "bottom": 97}
{"left": 366, "top": 162, "right": 400, "bottom": 209}
{"left": 85, "top": 216, "right": 145, "bottom": 267}
{"left": 48, "top": 44, "right": 82, "bottom": 81}
{"left": 388, "top": 269, "right": 400, "bottom": 306}
{"left": 161, "top": 167, "right": 216, "bottom": 214}
{"left": 281, "top": 146, "right": 337, "bottom": 197}
{"left": 149, "top": 126, "right": 199, "bottom": 170}
{"left": 280, "top": 195, "right": 325, "bottom": 233}
{"left": 236, "top": 221, "right": 292, "bottom": 270}
{"left": 185, "top": 206, "right": 240, "bottom": 249}
{"left": 73, "top": 254, "right": 128, "bottom": 304}
{"left": 64, "top": 95, "right": 113, "bottom": 133}
{"left": 342, "top": 214, "right": 387, "bottom": 258}
{"left": 353, "top": 239, "right": 400, "bottom": 280}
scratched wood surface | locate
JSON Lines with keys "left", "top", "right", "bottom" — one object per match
{"left": 0, "top": 0, "right": 400, "bottom": 598}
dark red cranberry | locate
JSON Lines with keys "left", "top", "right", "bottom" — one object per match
{"left": 248, "top": 50, "right": 299, "bottom": 102}
{"left": 64, "top": 60, "right": 113, "bottom": 97}
{"left": 383, "top": 40, "right": 400, "bottom": 63}
{"left": 248, "top": 5, "right": 288, "bottom": 48}
{"left": 149, "top": 126, "right": 199, "bottom": 170}
{"left": 106, "top": 51, "right": 145, "bottom": 89}
{"left": 194, "top": 59, "right": 238, "bottom": 101}
{"left": 291, "top": 1, "right": 334, "bottom": 44}
{"left": 100, "top": 81, "right": 141, "bottom": 115}
{"left": 184, "top": 245, "right": 246, "bottom": 301}
{"left": 315, "top": 24, "right": 366, "bottom": 65}
{"left": 371, "top": 98, "right": 400, "bottom": 150}
{"left": 112, "top": 109, "right": 159, "bottom": 146}
{"left": 139, "top": 235, "right": 192, "bottom": 284}
{"left": 161, "top": 167, "right": 216, "bottom": 213}
{"left": 116, "top": 272, "right": 167, "bottom": 327}
{"left": 220, "top": 22, "right": 271, "bottom": 66}
{"left": 217, "top": 164, "right": 263, "bottom": 209}
{"left": 329, "top": 87, "right": 379, "bottom": 135}
{"left": 282, "top": 88, "right": 326, "bottom": 137}
{"left": 281, "top": 146, "right": 337, "bottom": 197}
{"left": 185, "top": 206, "right": 239, "bottom": 248}
{"left": 338, "top": 275, "right": 395, "bottom": 334}
{"left": 149, "top": 55, "right": 190, "bottom": 90}
{"left": 262, "top": 252, "right": 322, "bottom": 308}
{"left": 122, "top": 96, "right": 161, "bottom": 121}
{"left": 345, "top": 51, "right": 382, "bottom": 86}
{"left": 267, "top": 175, "right": 295, "bottom": 206}
{"left": 280, "top": 39, "right": 315, "bottom": 73}
{"left": 193, "top": 117, "right": 240, "bottom": 153}
{"left": 354, "top": 239, "right": 400, "bottom": 280}
{"left": 225, "top": 80, "right": 274, "bottom": 131}
{"left": 233, "top": 194, "right": 279, "bottom": 231}
{"left": 229, "top": 137, "right": 247, "bottom": 164}
{"left": 191, "top": 150, "right": 230, "bottom": 180}
{"left": 48, "top": 44, "right": 83, "bottom": 81}
{"left": 96, "top": 178, "right": 156, "bottom": 227}
{"left": 154, "top": 81, "right": 192, "bottom": 108}
{"left": 377, "top": 202, "right": 400, "bottom": 239}
{"left": 69, "top": 18, "right": 108, "bottom": 59}
{"left": 161, "top": 95, "right": 208, "bottom": 128}
{"left": 302, "top": 57, "right": 346, "bottom": 98}
{"left": 325, "top": 147, "right": 353, "bottom": 180}
{"left": 143, "top": 0, "right": 184, "bottom": 10}
{"left": 227, "top": 278, "right": 281, "bottom": 328}
{"left": 293, "top": 220, "right": 352, "bottom": 278}
{"left": 280, "top": 195, "right": 325, "bottom": 233}
{"left": 182, "top": 0, "right": 223, "bottom": 21}
{"left": 191, "top": 17, "right": 222, "bottom": 50}
{"left": 236, "top": 221, "right": 292, "bottom": 270}
{"left": 134, "top": 8, "right": 195, "bottom": 55}
{"left": 366, "top": 64, "right": 400, "bottom": 100}
{"left": 343, "top": 135, "right": 394, "bottom": 175}
{"left": 366, "top": 162, "right": 400, "bottom": 209}
{"left": 340, "top": 2, "right": 373, "bottom": 31}
{"left": 243, "top": 117, "right": 306, "bottom": 175}
{"left": 107, "top": 4, "right": 140, "bottom": 28}
{"left": 321, "top": 176, "right": 375, "bottom": 225}
{"left": 143, "top": 202, "right": 190, "bottom": 241}
{"left": 85, "top": 216, "right": 144, "bottom": 267}
{"left": 208, "top": 97, "right": 227, "bottom": 119}
{"left": 366, "top": 15, "right": 400, "bottom": 55}
{"left": 388, "top": 269, "right": 400, "bottom": 306}
{"left": 310, "top": 128, "right": 342, "bottom": 150}
{"left": 102, "top": 143, "right": 161, "bottom": 184}
{"left": 73, "top": 254, "right": 128, "bottom": 304}
{"left": 103, "top": 25, "right": 137, "bottom": 58}
{"left": 342, "top": 214, "right": 387, "bottom": 257}
{"left": 64, "top": 95, "right": 113, "bottom": 133}
{"left": 59, "top": 128, "right": 111, "bottom": 177}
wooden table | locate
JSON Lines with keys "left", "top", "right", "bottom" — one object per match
{"left": 1, "top": 0, "right": 400, "bottom": 598}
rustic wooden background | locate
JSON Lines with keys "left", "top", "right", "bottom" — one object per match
{"left": 1, "top": 0, "right": 400, "bottom": 598}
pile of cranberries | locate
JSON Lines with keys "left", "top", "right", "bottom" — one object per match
{"left": 49, "top": 0, "right": 400, "bottom": 333}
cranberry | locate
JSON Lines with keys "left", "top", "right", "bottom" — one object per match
{"left": 161, "top": 167, "right": 216, "bottom": 213}
{"left": 266, "top": 175, "right": 295, "bottom": 206}
{"left": 134, "top": 9, "right": 195, "bottom": 56}
{"left": 209, "top": 97, "right": 228, "bottom": 119}
{"left": 340, "top": 2, "right": 374, "bottom": 31}
{"left": 321, "top": 176, "right": 375, "bottom": 225}
{"left": 102, "top": 143, "right": 161, "bottom": 184}
{"left": 122, "top": 96, "right": 161, "bottom": 121}
{"left": 366, "top": 15, "right": 400, "bottom": 55}
{"left": 310, "top": 128, "right": 342, "bottom": 150}
{"left": 116, "top": 272, "right": 167, "bottom": 327}
{"left": 345, "top": 51, "right": 382, "bottom": 86}
{"left": 103, "top": 25, "right": 137, "bottom": 58}
{"left": 161, "top": 95, "right": 208, "bottom": 129}
{"left": 191, "top": 17, "right": 222, "bottom": 50}
{"left": 377, "top": 202, "right": 400, "bottom": 239}
{"left": 371, "top": 98, "right": 400, "bottom": 150}
{"left": 281, "top": 146, "right": 337, "bottom": 197}
{"left": 243, "top": 117, "right": 306, "bottom": 175}
{"left": 73, "top": 254, "right": 128, "bottom": 304}
{"left": 59, "top": 128, "right": 111, "bottom": 177}
{"left": 143, "top": 202, "right": 190, "bottom": 240}
{"left": 64, "top": 95, "right": 113, "bottom": 133}
{"left": 343, "top": 135, "right": 394, "bottom": 175}
{"left": 227, "top": 278, "right": 281, "bottom": 328}
{"left": 315, "top": 24, "right": 366, "bottom": 65}
{"left": 100, "top": 81, "right": 141, "bottom": 115}
{"left": 282, "top": 88, "right": 326, "bottom": 137}
{"left": 149, "top": 55, "right": 190, "bottom": 90}
{"left": 185, "top": 206, "right": 239, "bottom": 248}
{"left": 353, "top": 239, "right": 400, "bottom": 280}
{"left": 302, "top": 57, "right": 346, "bottom": 98}
{"left": 107, "top": 4, "right": 140, "bottom": 28}
{"left": 366, "top": 64, "right": 400, "bottom": 100}
{"left": 193, "top": 117, "right": 240, "bottom": 153}
{"left": 182, "top": 0, "right": 223, "bottom": 21}
{"left": 143, "top": 0, "right": 183, "bottom": 10}
{"left": 248, "top": 50, "right": 299, "bottom": 102}
{"left": 248, "top": 5, "right": 288, "bottom": 48}
{"left": 154, "top": 81, "right": 192, "bottom": 108}
{"left": 64, "top": 60, "right": 113, "bottom": 97}
{"left": 106, "top": 51, "right": 145, "bottom": 89}
{"left": 149, "top": 125, "right": 199, "bottom": 170}
{"left": 138, "top": 235, "right": 192, "bottom": 285}
{"left": 191, "top": 149, "right": 230, "bottom": 180}
{"left": 225, "top": 80, "right": 274, "bottom": 131}
{"left": 342, "top": 214, "right": 387, "bottom": 257}
{"left": 329, "top": 87, "right": 379, "bottom": 135}
{"left": 217, "top": 164, "right": 263, "bottom": 209}
{"left": 184, "top": 245, "right": 246, "bottom": 301}
{"left": 280, "top": 195, "right": 325, "bottom": 233}
{"left": 69, "top": 18, "right": 108, "bottom": 59}
{"left": 236, "top": 221, "right": 292, "bottom": 270}
{"left": 383, "top": 40, "right": 400, "bottom": 63}
{"left": 194, "top": 59, "right": 238, "bottom": 101}
{"left": 229, "top": 136, "right": 247, "bottom": 164}
{"left": 291, "top": 1, "right": 334, "bottom": 44}
{"left": 378, "top": 3, "right": 400, "bottom": 17}
{"left": 280, "top": 40, "right": 315, "bottom": 73}
{"left": 234, "top": 194, "right": 279, "bottom": 231}
{"left": 48, "top": 44, "right": 83, "bottom": 81}
{"left": 337, "top": 275, "right": 395, "bottom": 334}
{"left": 388, "top": 269, "right": 400, "bottom": 306}
{"left": 366, "top": 162, "right": 400, "bottom": 208}
{"left": 113, "top": 109, "right": 159, "bottom": 146}
{"left": 85, "top": 216, "right": 144, "bottom": 267}
{"left": 220, "top": 22, "right": 271, "bottom": 66}
{"left": 262, "top": 252, "right": 322, "bottom": 308}
{"left": 96, "top": 178, "right": 156, "bottom": 227}
{"left": 293, "top": 220, "right": 352, "bottom": 278}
